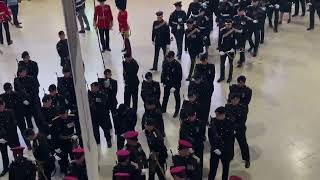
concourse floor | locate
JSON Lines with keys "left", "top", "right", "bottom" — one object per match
{"left": 0, "top": 0, "right": 320, "bottom": 179}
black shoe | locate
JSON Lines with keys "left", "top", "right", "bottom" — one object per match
{"left": 186, "top": 77, "right": 191, "bottom": 81}
{"left": 121, "top": 49, "right": 126, "bottom": 52}
{"left": 107, "top": 141, "right": 112, "bottom": 148}
{"left": 173, "top": 111, "right": 179, "bottom": 118}
{"left": 0, "top": 169, "right": 8, "bottom": 177}
{"left": 106, "top": 48, "right": 111, "bottom": 51}
{"left": 217, "top": 78, "right": 225, "bottom": 83}
{"left": 260, "top": 41, "right": 264, "bottom": 44}
{"left": 292, "top": 14, "right": 298, "bottom": 17}
{"left": 8, "top": 40, "right": 13, "bottom": 45}
{"left": 287, "top": 19, "right": 291, "bottom": 23}
{"left": 149, "top": 68, "right": 157, "bottom": 71}
{"left": 237, "top": 63, "right": 243, "bottom": 68}
{"left": 252, "top": 52, "right": 257, "bottom": 57}
{"left": 79, "top": 30, "right": 85, "bottom": 33}
{"left": 247, "top": 47, "right": 253, "bottom": 52}
{"left": 307, "top": 27, "right": 314, "bottom": 31}
{"left": 274, "top": 29, "right": 278, "bottom": 33}
{"left": 279, "top": 21, "right": 282, "bottom": 24}
{"left": 269, "top": 24, "right": 273, "bottom": 28}
{"left": 227, "top": 78, "right": 232, "bottom": 83}
{"left": 0, "top": 41, "right": 4, "bottom": 45}
{"left": 301, "top": 13, "right": 305, "bottom": 17}
{"left": 85, "top": 27, "right": 90, "bottom": 31}
{"left": 161, "top": 108, "right": 166, "bottom": 113}
{"left": 101, "top": 49, "right": 106, "bottom": 53}
{"left": 245, "top": 161, "right": 251, "bottom": 168}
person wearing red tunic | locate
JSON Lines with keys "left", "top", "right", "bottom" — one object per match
{"left": 94, "top": 0, "right": 113, "bottom": 52}
{"left": 0, "top": 0, "right": 12, "bottom": 45}
{"left": 117, "top": 7, "right": 131, "bottom": 54}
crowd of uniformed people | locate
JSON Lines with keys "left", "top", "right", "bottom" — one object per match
{"left": 0, "top": 0, "right": 316, "bottom": 179}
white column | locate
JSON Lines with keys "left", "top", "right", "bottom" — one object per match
{"left": 60, "top": 0, "right": 99, "bottom": 179}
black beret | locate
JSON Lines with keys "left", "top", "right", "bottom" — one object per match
{"left": 57, "top": 106, "right": 68, "bottom": 114}
{"left": 145, "top": 72, "right": 152, "bottom": 79}
{"left": 225, "top": 19, "right": 233, "bottom": 24}
{"left": 186, "top": 18, "right": 194, "bottom": 24}
{"left": 229, "top": 93, "right": 241, "bottom": 100}
{"left": 200, "top": 53, "right": 208, "bottom": 61}
{"left": 3, "top": 83, "right": 12, "bottom": 91}
{"left": 156, "top": 11, "right": 163, "bottom": 16}
{"left": 48, "top": 84, "right": 57, "bottom": 92}
{"left": 237, "top": 75, "right": 246, "bottom": 83}
{"left": 21, "top": 51, "right": 29, "bottom": 59}
{"left": 215, "top": 106, "right": 226, "bottom": 114}
{"left": 174, "top": 1, "right": 182, "bottom": 6}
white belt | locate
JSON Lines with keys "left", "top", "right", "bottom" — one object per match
{"left": 221, "top": 14, "right": 230, "bottom": 17}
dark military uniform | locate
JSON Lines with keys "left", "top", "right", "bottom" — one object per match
{"left": 308, "top": 0, "right": 320, "bottom": 30}
{"left": 265, "top": 0, "right": 280, "bottom": 32}
{"left": 57, "top": 76, "right": 77, "bottom": 111}
{"left": 208, "top": 117, "right": 235, "bottom": 180}
{"left": 14, "top": 75, "right": 41, "bottom": 129}
{"left": 112, "top": 162, "right": 142, "bottom": 180}
{"left": 114, "top": 104, "right": 137, "bottom": 150}
{"left": 56, "top": 38, "right": 70, "bottom": 68}
{"left": 228, "top": 84, "right": 252, "bottom": 121}
{"left": 122, "top": 58, "right": 139, "bottom": 112}
{"left": 39, "top": 105, "right": 57, "bottom": 153}
{"left": 233, "top": 13, "right": 250, "bottom": 65}
{"left": 179, "top": 118, "right": 204, "bottom": 178}
{"left": 187, "top": 1, "right": 203, "bottom": 18}
{"left": 217, "top": 0, "right": 234, "bottom": 26}
{"left": 18, "top": 60, "right": 39, "bottom": 83}
{"left": 125, "top": 143, "right": 148, "bottom": 170}
{"left": 218, "top": 26, "right": 236, "bottom": 82}
{"left": 225, "top": 102, "right": 250, "bottom": 163}
{"left": 98, "top": 77, "right": 118, "bottom": 120}
{"left": 180, "top": 98, "right": 201, "bottom": 122}
{"left": 151, "top": 17, "right": 170, "bottom": 70}
{"left": 0, "top": 109, "right": 20, "bottom": 174}
{"left": 115, "top": 0, "right": 127, "bottom": 10}
{"left": 141, "top": 80, "right": 161, "bottom": 107}
{"left": 194, "top": 12, "right": 211, "bottom": 52}
{"left": 31, "top": 133, "right": 55, "bottom": 180}
{"left": 88, "top": 90, "right": 112, "bottom": 145}
{"left": 49, "top": 93, "right": 68, "bottom": 111}
{"left": 8, "top": 156, "right": 36, "bottom": 180}
{"left": 161, "top": 59, "right": 182, "bottom": 114}
{"left": 145, "top": 128, "right": 168, "bottom": 180}
{"left": 185, "top": 25, "right": 203, "bottom": 79}
{"left": 169, "top": 8, "right": 187, "bottom": 60}
{"left": 142, "top": 108, "right": 165, "bottom": 137}
{"left": 171, "top": 154, "right": 201, "bottom": 180}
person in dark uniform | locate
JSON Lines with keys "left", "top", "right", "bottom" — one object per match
{"left": 57, "top": 67, "right": 77, "bottom": 111}
{"left": 292, "top": 0, "right": 306, "bottom": 16}
{"left": 88, "top": 82, "right": 112, "bottom": 148}
{"left": 169, "top": 1, "right": 187, "bottom": 60}
{"left": 180, "top": 91, "right": 200, "bottom": 123}
{"left": 226, "top": 94, "right": 250, "bottom": 168}
{"left": 161, "top": 51, "right": 182, "bottom": 118}
{"left": 1, "top": 82, "right": 30, "bottom": 148}
{"left": 208, "top": 107, "right": 235, "bottom": 180}
{"left": 25, "top": 129, "right": 55, "bottom": 180}
{"left": 0, "top": 99, "right": 20, "bottom": 177}
{"left": 14, "top": 67, "right": 41, "bottom": 129}
{"left": 218, "top": 19, "right": 236, "bottom": 83}
{"left": 194, "top": 9, "right": 211, "bottom": 54}
{"left": 307, "top": 0, "right": 320, "bottom": 30}
{"left": 98, "top": 69, "right": 118, "bottom": 122}
{"left": 18, "top": 51, "right": 39, "bottom": 82}
{"left": 124, "top": 131, "right": 148, "bottom": 179}
{"left": 122, "top": 53, "right": 139, "bottom": 112}
{"left": 8, "top": 146, "right": 37, "bottom": 180}
{"left": 185, "top": 19, "right": 203, "bottom": 81}
{"left": 265, "top": 0, "right": 280, "bottom": 32}
{"left": 54, "top": 107, "right": 77, "bottom": 174}
{"left": 112, "top": 150, "right": 142, "bottom": 180}
{"left": 279, "top": 0, "right": 292, "bottom": 24}
{"left": 141, "top": 72, "right": 161, "bottom": 108}
{"left": 187, "top": 0, "right": 203, "bottom": 19}
{"left": 142, "top": 98, "right": 165, "bottom": 136}
{"left": 56, "top": 31, "right": 70, "bottom": 68}
{"left": 216, "top": 0, "right": 234, "bottom": 27}
{"left": 233, "top": 8, "right": 249, "bottom": 67}
{"left": 144, "top": 118, "right": 168, "bottom": 180}
{"left": 151, "top": 11, "right": 171, "bottom": 71}
{"left": 170, "top": 166, "right": 187, "bottom": 180}
{"left": 48, "top": 84, "right": 68, "bottom": 111}
{"left": 246, "top": 0, "right": 265, "bottom": 56}
{"left": 179, "top": 109, "right": 204, "bottom": 178}
{"left": 114, "top": 104, "right": 137, "bottom": 150}
{"left": 228, "top": 75, "right": 252, "bottom": 122}
{"left": 68, "top": 147, "right": 88, "bottom": 180}
{"left": 171, "top": 140, "right": 201, "bottom": 180}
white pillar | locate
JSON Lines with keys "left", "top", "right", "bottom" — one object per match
{"left": 60, "top": 0, "right": 99, "bottom": 179}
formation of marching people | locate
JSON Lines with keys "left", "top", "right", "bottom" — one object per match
{"left": 0, "top": 0, "right": 318, "bottom": 179}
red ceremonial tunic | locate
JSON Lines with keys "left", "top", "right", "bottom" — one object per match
{"left": 0, "top": 1, "right": 10, "bottom": 23}
{"left": 94, "top": 4, "right": 113, "bottom": 29}
{"left": 117, "top": 10, "right": 129, "bottom": 32}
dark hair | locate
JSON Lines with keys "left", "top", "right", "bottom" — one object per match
{"left": 24, "top": 128, "right": 35, "bottom": 138}
{"left": 91, "top": 82, "right": 99, "bottom": 87}
{"left": 3, "top": 83, "right": 12, "bottom": 91}
{"left": 104, "top": 69, "right": 111, "bottom": 75}
{"left": 62, "top": 67, "right": 71, "bottom": 73}
{"left": 166, "top": 51, "right": 175, "bottom": 58}
{"left": 237, "top": 75, "right": 246, "bottom": 83}
{"left": 21, "top": 51, "right": 29, "bottom": 59}
{"left": 215, "top": 106, "right": 226, "bottom": 114}
{"left": 199, "top": 53, "right": 208, "bottom": 61}
{"left": 48, "top": 84, "right": 57, "bottom": 92}
{"left": 58, "top": 31, "right": 65, "bottom": 36}
{"left": 17, "top": 67, "right": 27, "bottom": 74}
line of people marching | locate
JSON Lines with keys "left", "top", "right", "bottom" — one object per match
{"left": 0, "top": 0, "right": 314, "bottom": 180}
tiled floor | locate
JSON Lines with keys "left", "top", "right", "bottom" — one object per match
{"left": 0, "top": 0, "right": 320, "bottom": 179}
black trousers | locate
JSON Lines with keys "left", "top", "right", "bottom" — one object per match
{"left": 247, "top": 27, "right": 260, "bottom": 54}
{"left": 259, "top": 20, "right": 265, "bottom": 43}
{"left": 92, "top": 116, "right": 112, "bottom": 145}
{"left": 0, "top": 21, "right": 11, "bottom": 44}
{"left": 149, "top": 162, "right": 166, "bottom": 180}
{"left": 187, "top": 52, "right": 198, "bottom": 79}
{"left": 58, "top": 139, "right": 73, "bottom": 174}
{"left": 174, "top": 32, "right": 184, "bottom": 59}
{"left": 234, "top": 127, "right": 250, "bottom": 162}
{"left": 9, "top": 5, "right": 19, "bottom": 25}
{"left": 194, "top": 143, "right": 204, "bottom": 179}
{"left": 162, "top": 86, "right": 180, "bottom": 113}
{"left": 98, "top": 28, "right": 110, "bottom": 50}
{"left": 309, "top": 5, "right": 320, "bottom": 28}
{"left": 235, "top": 33, "right": 246, "bottom": 63}
{"left": 267, "top": 6, "right": 280, "bottom": 31}
{"left": 124, "top": 86, "right": 138, "bottom": 112}
{"left": 219, "top": 52, "right": 234, "bottom": 80}
{"left": 208, "top": 152, "right": 230, "bottom": 180}
{"left": 0, "top": 143, "right": 9, "bottom": 172}
{"left": 16, "top": 111, "right": 31, "bottom": 147}
{"left": 116, "top": 134, "right": 125, "bottom": 150}
{"left": 38, "top": 157, "right": 55, "bottom": 180}
{"left": 294, "top": 0, "right": 306, "bottom": 15}
{"left": 153, "top": 44, "right": 167, "bottom": 70}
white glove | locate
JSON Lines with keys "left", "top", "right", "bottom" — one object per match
{"left": 55, "top": 148, "right": 62, "bottom": 154}
{"left": 229, "top": 49, "right": 235, "bottom": 53}
{"left": 253, "top": 20, "right": 258, "bottom": 23}
{"left": 131, "top": 162, "right": 139, "bottom": 168}
{"left": 262, "top": 7, "right": 266, "bottom": 11}
{"left": 47, "top": 135, "right": 52, "bottom": 140}
{"left": 166, "top": 45, "right": 170, "bottom": 52}
{"left": 23, "top": 100, "right": 30, "bottom": 105}
{"left": 214, "top": 149, "right": 222, "bottom": 155}
{"left": 54, "top": 154, "right": 61, "bottom": 161}
{"left": 219, "top": 51, "right": 225, "bottom": 55}
{"left": 141, "top": 168, "right": 148, "bottom": 175}
{"left": 269, "top": 5, "right": 274, "bottom": 7}
{"left": 71, "top": 135, "right": 78, "bottom": 141}
{"left": 307, "top": 2, "right": 312, "bottom": 6}
{"left": 0, "top": 139, "right": 7, "bottom": 144}
{"left": 275, "top": 4, "right": 280, "bottom": 9}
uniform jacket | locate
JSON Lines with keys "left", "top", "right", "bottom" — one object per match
{"left": 0, "top": 91, "right": 24, "bottom": 112}
{"left": 0, "top": 109, "right": 19, "bottom": 147}
{"left": 75, "top": 0, "right": 85, "bottom": 12}
{"left": 114, "top": 105, "right": 136, "bottom": 135}
{"left": 171, "top": 155, "right": 201, "bottom": 180}
{"left": 14, "top": 76, "right": 40, "bottom": 102}
{"left": 179, "top": 120, "right": 203, "bottom": 146}
{"left": 187, "top": 2, "right": 203, "bottom": 18}
{"left": 112, "top": 163, "right": 142, "bottom": 180}
{"left": 185, "top": 27, "right": 203, "bottom": 55}
{"left": 225, "top": 103, "right": 247, "bottom": 129}
{"left": 56, "top": 39, "right": 70, "bottom": 60}
{"left": 141, "top": 109, "right": 164, "bottom": 133}
{"left": 117, "top": 10, "right": 129, "bottom": 32}
{"left": 0, "top": 1, "right": 10, "bottom": 23}
{"left": 94, "top": 4, "right": 113, "bottom": 29}
{"left": 57, "top": 76, "right": 77, "bottom": 109}
{"left": 125, "top": 143, "right": 148, "bottom": 169}
{"left": 145, "top": 129, "right": 168, "bottom": 164}
{"left": 98, "top": 78, "right": 118, "bottom": 107}
{"left": 18, "top": 60, "right": 39, "bottom": 79}
{"left": 122, "top": 59, "right": 140, "bottom": 87}
{"left": 141, "top": 80, "right": 160, "bottom": 102}
{"left": 218, "top": 27, "right": 236, "bottom": 52}
{"left": 161, "top": 59, "right": 182, "bottom": 88}
{"left": 152, "top": 20, "right": 171, "bottom": 46}
{"left": 8, "top": 157, "right": 36, "bottom": 180}
{"left": 228, "top": 84, "right": 252, "bottom": 106}
{"left": 169, "top": 10, "right": 187, "bottom": 34}
{"left": 193, "top": 63, "right": 215, "bottom": 89}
